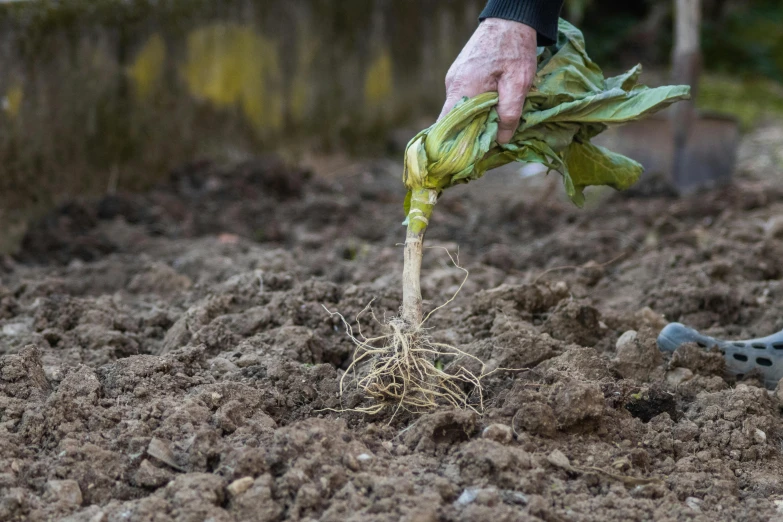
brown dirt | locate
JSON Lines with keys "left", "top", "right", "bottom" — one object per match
{"left": 2, "top": 124, "right": 783, "bottom": 521}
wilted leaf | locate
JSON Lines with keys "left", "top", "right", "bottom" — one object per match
{"left": 403, "top": 19, "right": 690, "bottom": 211}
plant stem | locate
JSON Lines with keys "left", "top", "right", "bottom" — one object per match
{"left": 401, "top": 188, "right": 438, "bottom": 327}
{"left": 402, "top": 229, "right": 424, "bottom": 326}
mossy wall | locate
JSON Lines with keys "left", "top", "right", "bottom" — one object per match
{"left": 0, "top": 0, "right": 483, "bottom": 252}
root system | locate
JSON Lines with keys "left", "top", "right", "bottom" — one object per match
{"left": 325, "top": 248, "right": 488, "bottom": 417}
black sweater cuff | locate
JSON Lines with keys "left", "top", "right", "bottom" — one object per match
{"left": 480, "top": 0, "right": 565, "bottom": 46}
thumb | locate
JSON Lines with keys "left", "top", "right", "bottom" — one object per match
{"left": 495, "top": 74, "right": 527, "bottom": 144}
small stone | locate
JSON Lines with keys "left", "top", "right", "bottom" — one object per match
{"left": 482, "top": 423, "right": 513, "bottom": 444}
{"left": 685, "top": 497, "right": 702, "bottom": 512}
{"left": 754, "top": 428, "right": 767, "bottom": 444}
{"left": 88, "top": 509, "right": 108, "bottom": 522}
{"left": 356, "top": 453, "right": 373, "bottom": 462}
{"left": 500, "top": 490, "right": 529, "bottom": 506}
{"left": 666, "top": 367, "right": 694, "bottom": 386}
{"left": 764, "top": 216, "right": 783, "bottom": 239}
{"left": 381, "top": 441, "right": 393, "bottom": 453}
{"left": 45, "top": 479, "right": 82, "bottom": 509}
{"left": 616, "top": 330, "right": 638, "bottom": 350}
{"left": 147, "top": 438, "right": 183, "bottom": 471}
{"left": 43, "top": 365, "right": 63, "bottom": 382}
{"left": 343, "top": 454, "right": 360, "bottom": 471}
{"left": 229, "top": 474, "right": 281, "bottom": 520}
{"left": 133, "top": 459, "right": 173, "bottom": 488}
{"left": 454, "top": 487, "right": 501, "bottom": 507}
{"left": 209, "top": 358, "right": 238, "bottom": 376}
{"left": 455, "top": 487, "right": 479, "bottom": 506}
{"left": 547, "top": 449, "right": 571, "bottom": 470}
{"left": 2, "top": 322, "right": 29, "bottom": 336}
{"left": 227, "top": 477, "right": 254, "bottom": 497}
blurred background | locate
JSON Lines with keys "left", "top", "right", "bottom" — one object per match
{"left": 0, "top": 0, "right": 781, "bottom": 253}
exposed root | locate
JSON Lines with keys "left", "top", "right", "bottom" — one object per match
{"left": 323, "top": 309, "right": 487, "bottom": 417}
{"left": 323, "top": 246, "right": 488, "bottom": 418}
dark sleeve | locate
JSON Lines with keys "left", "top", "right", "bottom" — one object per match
{"left": 479, "top": 0, "right": 565, "bottom": 46}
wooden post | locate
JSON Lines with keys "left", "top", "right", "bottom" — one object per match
{"left": 671, "top": 0, "right": 701, "bottom": 189}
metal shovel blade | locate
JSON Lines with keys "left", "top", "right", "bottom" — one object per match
{"left": 593, "top": 111, "right": 740, "bottom": 194}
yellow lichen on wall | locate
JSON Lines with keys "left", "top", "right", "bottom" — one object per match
{"left": 364, "top": 48, "right": 393, "bottom": 109}
{"left": 181, "top": 23, "right": 283, "bottom": 133}
{"left": 129, "top": 34, "right": 167, "bottom": 99}
{"left": 3, "top": 84, "right": 23, "bottom": 119}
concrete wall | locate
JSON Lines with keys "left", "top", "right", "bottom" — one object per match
{"left": 0, "top": 0, "right": 483, "bottom": 251}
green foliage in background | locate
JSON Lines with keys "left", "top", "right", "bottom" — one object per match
{"left": 698, "top": 74, "right": 783, "bottom": 129}
{"left": 570, "top": 0, "right": 783, "bottom": 84}
{"left": 402, "top": 19, "right": 689, "bottom": 223}
{"left": 702, "top": 0, "right": 783, "bottom": 83}
{"left": 565, "top": 0, "right": 593, "bottom": 25}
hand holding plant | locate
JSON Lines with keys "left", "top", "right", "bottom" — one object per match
{"left": 336, "top": 20, "right": 690, "bottom": 416}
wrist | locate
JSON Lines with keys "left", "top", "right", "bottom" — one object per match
{"left": 481, "top": 17, "right": 537, "bottom": 37}
{"left": 479, "top": 0, "right": 564, "bottom": 46}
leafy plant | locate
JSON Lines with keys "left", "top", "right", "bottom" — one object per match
{"left": 400, "top": 19, "right": 689, "bottom": 326}
{"left": 336, "top": 19, "right": 689, "bottom": 416}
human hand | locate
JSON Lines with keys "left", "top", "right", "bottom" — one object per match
{"left": 439, "top": 18, "right": 538, "bottom": 144}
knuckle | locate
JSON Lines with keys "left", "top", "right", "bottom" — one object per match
{"left": 497, "top": 107, "right": 522, "bottom": 122}
{"left": 445, "top": 74, "right": 466, "bottom": 92}
{"left": 444, "top": 67, "right": 460, "bottom": 87}
{"left": 504, "top": 65, "right": 531, "bottom": 84}
{"left": 508, "top": 72, "right": 532, "bottom": 91}
{"left": 497, "top": 114, "right": 521, "bottom": 130}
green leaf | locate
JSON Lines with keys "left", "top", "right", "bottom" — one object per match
{"left": 604, "top": 64, "right": 642, "bottom": 92}
{"left": 403, "top": 190, "right": 412, "bottom": 217}
{"left": 521, "top": 85, "right": 691, "bottom": 128}
{"left": 561, "top": 141, "right": 643, "bottom": 206}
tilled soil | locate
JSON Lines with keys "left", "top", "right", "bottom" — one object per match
{"left": 2, "top": 123, "right": 783, "bottom": 521}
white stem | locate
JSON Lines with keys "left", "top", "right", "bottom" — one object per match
{"left": 401, "top": 187, "right": 437, "bottom": 328}
{"left": 402, "top": 233, "right": 424, "bottom": 326}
